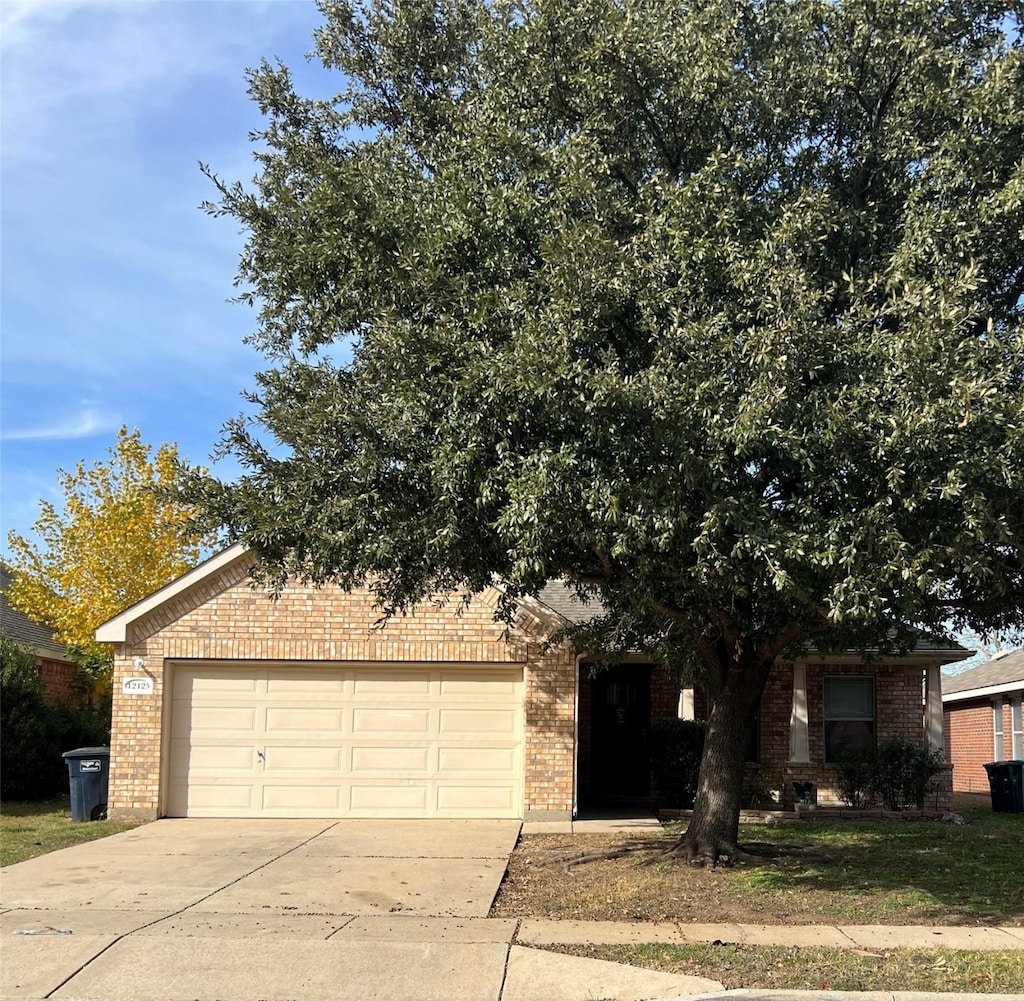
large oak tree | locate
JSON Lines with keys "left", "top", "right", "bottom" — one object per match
{"left": 192, "top": 0, "right": 1024, "bottom": 860}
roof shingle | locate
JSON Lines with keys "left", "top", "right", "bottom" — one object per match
{"left": 0, "top": 566, "right": 67, "bottom": 659}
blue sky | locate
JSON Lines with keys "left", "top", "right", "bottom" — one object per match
{"left": 1, "top": 0, "right": 336, "bottom": 553}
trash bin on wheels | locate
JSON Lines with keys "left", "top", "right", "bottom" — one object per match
{"left": 983, "top": 761, "right": 1024, "bottom": 814}
{"left": 63, "top": 747, "right": 111, "bottom": 821}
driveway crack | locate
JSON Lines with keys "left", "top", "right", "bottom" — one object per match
{"left": 42, "top": 823, "right": 339, "bottom": 998}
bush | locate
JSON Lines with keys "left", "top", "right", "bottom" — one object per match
{"left": 836, "top": 751, "right": 876, "bottom": 808}
{"left": 834, "top": 738, "right": 946, "bottom": 811}
{"left": 649, "top": 718, "right": 705, "bottom": 808}
{"left": 743, "top": 762, "right": 781, "bottom": 808}
{"left": 870, "top": 735, "right": 946, "bottom": 811}
{"left": 1, "top": 631, "right": 111, "bottom": 801}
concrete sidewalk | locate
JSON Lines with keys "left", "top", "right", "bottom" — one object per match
{"left": 1, "top": 914, "right": 725, "bottom": 1001}
{"left": 4, "top": 913, "right": 1021, "bottom": 1001}
{"left": 516, "top": 918, "right": 1024, "bottom": 951}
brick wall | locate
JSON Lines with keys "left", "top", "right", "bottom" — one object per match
{"left": 945, "top": 698, "right": 1017, "bottom": 793}
{"left": 108, "top": 552, "right": 575, "bottom": 820}
{"left": 692, "top": 660, "right": 944, "bottom": 809}
{"left": 38, "top": 657, "right": 82, "bottom": 706}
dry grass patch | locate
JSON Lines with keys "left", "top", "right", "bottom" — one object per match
{"left": 491, "top": 809, "right": 1024, "bottom": 925}
{"left": 543, "top": 943, "right": 1024, "bottom": 993}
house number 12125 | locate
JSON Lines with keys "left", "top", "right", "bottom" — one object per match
{"left": 121, "top": 677, "right": 155, "bottom": 695}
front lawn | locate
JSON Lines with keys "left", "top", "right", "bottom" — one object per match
{"left": 1, "top": 797, "right": 148, "bottom": 867}
{"left": 491, "top": 809, "right": 1023, "bottom": 926}
{"left": 544, "top": 943, "right": 1024, "bottom": 993}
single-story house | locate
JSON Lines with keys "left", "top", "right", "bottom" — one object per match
{"left": 943, "top": 651, "right": 1024, "bottom": 793}
{"left": 1, "top": 565, "right": 80, "bottom": 704}
{"left": 96, "top": 544, "right": 970, "bottom": 821}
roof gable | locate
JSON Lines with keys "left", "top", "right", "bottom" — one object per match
{"left": 94, "top": 544, "right": 253, "bottom": 643}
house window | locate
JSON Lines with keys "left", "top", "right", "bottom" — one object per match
{"left": 993, "top": 700, "right": 1005, "bottom": 761}
{"left": 1013, "top": 698, "right": 1023, "bottom": 760}
{"left": 824, "top": 676, "right": 875, "bottom": 763}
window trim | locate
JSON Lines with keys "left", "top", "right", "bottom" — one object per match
{"left": 994, "top": 698, "right": 1005, "bottom": 761}
{"left": 823, "top": 675, "right": 876, "bottom": 764}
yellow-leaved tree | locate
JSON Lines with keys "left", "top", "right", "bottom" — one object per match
{"left": 6, "top": 427, "right": 221, "bottom": 693}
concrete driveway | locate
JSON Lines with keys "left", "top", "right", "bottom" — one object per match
{"left": 0, "top": 819, "right": 720, "bottom": 1001}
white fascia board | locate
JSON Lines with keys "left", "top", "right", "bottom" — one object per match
{"left": 95, "top": 543, "right": 251, "bottom": 643}
{"left": 943, "top": 681, "right": 1024, "bottom": 704}
{"left": 794, "top": 649, "right": 971, "bottom": 667}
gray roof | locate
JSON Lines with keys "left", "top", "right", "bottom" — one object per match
{"left": 533, "top": 580, "right": 968, "bottom": 659}
{"left": 0, "top": 565, "right": 67, "bottom": 659}
{"left": 942, "top": 650, "right": 1024, "bottom": 697}
{"left": 535, "top": 580, "right": 601, "bottom": 624}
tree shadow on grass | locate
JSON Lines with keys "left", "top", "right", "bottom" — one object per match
{"left": 0, "top": 795, "right": 71, "bottom": 818}
{"left": 727, "top": 812, "right": 1024, "bottom": 924}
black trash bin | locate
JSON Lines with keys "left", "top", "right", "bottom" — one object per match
{"left": 983, "top": 761, "right": 1024, "bottom": 814}
{"left": 63, "top": 747, "right": 110, "bottom": 822}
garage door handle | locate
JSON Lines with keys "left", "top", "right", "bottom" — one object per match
{"left": 257, "top": 749, "right": 265, "bottom": 762}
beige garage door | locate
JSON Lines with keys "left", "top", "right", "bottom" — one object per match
{"left": 167, "top": 663, "right": 523, "bottom": 818}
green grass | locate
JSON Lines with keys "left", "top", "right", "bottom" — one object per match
{"left": 547, "top": 943, "right": 1024, "bottom": 993}
{"left": 1, "top": 796, "right": 148, "bottom": 867}
{"left": 676, "top": 807, "right": 1024, "bottom": 924}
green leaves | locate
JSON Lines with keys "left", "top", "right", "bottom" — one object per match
{"left": 196, "top": 0, "right": 1024, "bottom": 668}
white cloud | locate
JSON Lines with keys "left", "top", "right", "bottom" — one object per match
{"left": 0, "top": 0, "right": 311, "bottom": 161}
{"left": 2, "top": 404, "right": 121, "bottom": 442}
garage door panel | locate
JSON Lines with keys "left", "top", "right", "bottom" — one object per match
{"left": 440, "top": 671, "right": 521, "bottom": 697}
{"left": 437, "top": 746, "right": 517, "bottom": 773}
{"left": 185, "top": 706, "right": 259, "bottom": 734}
{"left": 175, "top": 782, "right": 256, "bottom": 812}
{"left": 263, "top": 746, "right": 344, "bottom": 771}
{"left": 179, "top": 674, "right": 260, "bottom": 697}
{"left": 436, "top": 784, "right": 518, "bottom": 812}
{"left": 439, "top": 709, "right": 517, "bottom": 735}
{"left": 266, "top": 671, "right": 346, "bottom": 696}
{"left": 172, "top": 742, "right": 256, "bottom": 773}
{"left": 262, "top": 784, "right": 343, "bottom": 810}
{"left": 349, "top": 784, "right": 430, "bottom": 812}
{"left": 168, "top": 663, "right": 523, "bottom": 818}
{"left": 265, "top": 706, "right": 346, "bottom": 732}
{"left": 352, "top": 670, "right": 433, "bottom": 695}
{"left": 351, "top": 745, "right": 431, "bottom": 772}
{"left": 352, "top": 708, "right": 432, "bottom": 733}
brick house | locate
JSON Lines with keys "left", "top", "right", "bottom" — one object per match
{"left": 1, "top": 565, "right": 81, "bottom": 704}
{"left": 943, "top": 652, "right": 1024, "bottom": 794}
{"left": 96, "top": 544, "right": 969, "bottom": 821}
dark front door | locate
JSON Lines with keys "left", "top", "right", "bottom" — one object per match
{"left": 588, "top": 664, "right": 652, "bottom": 805}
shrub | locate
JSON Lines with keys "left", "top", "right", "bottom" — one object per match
{"left": 1, "top": 630, "right": 111, "bottom": 801}
{"left": 870, "top": 736, "right": 946, "bottom": 811}
{"left": 743, "top": 762, "right": 782, "bottom": 808}
{"left": 836, "top": 751, "right": 876, "bottom": 808}
{"left": 649, "top": 718, "right": 705, "bottom": 808}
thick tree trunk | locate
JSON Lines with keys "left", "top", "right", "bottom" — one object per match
{"left": 674, "top": 655, "right": 773, "bottom": 865}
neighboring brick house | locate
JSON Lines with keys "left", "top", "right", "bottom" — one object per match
{"left": 95, "top": 544, "right": 969, "bottom": 821}
{"left": 1, "top": 566, "right": 80, "bottom": 704}
{"left": 943, "top": 652, "right": 1024, "bottom": 794}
